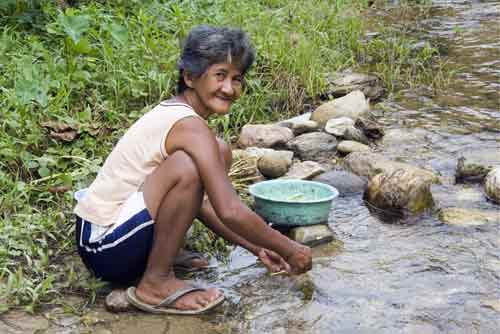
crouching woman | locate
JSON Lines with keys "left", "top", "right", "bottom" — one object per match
{"left": 73, "top": 25, "right": 312, "bottom": 315}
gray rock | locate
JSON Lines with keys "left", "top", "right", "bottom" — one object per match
{"left": 337, "top": 141, "right": 370, "bottom": 154}
{"left": 325, "top": 71, "right": 386, "bottom": 101}
{"left": 484, "top": 167, "right": 500, "bottom": 203}
{"left": 344, "top": 152, "right": 439, "bottom": 184}
{"left": 456, "top": 156, "right": 493, "bottom": 183}
{"left": 364, "top": 169, "right": 435, "bottom": 215}
{"left": 288, "top": 224, "right": 335, "bottom": 246}
{"left": 439, "top": 208, "right": 500, "bottom": 227}
{"left": 311, "top": 90, "right": 370, "bottom": 127}
{"left": 324, "top": 117, "right": 355, "bottom": 136}
{"left": 257, "top": 150, "right": 294, "bottom": 178}
{"left": 237, "top": 124, "right": 294, "bottom": 149}
{"left": 282, "top": 161, "right": 326, "bottom": 180}
{"left": 277, "top": 113, "right": 318, "bottom": 135}
{"left": 342, "top": 126, "right": 369, "bottom": 144}
{"left": 313, "top": 170, "right": 367, "bottom": 196}
{"left": 105, "top": 289, "right": 133, "bottom": 312}
{"left": 355, "top": 117, "right": 385, "bottom": 140}
{"left": 286, "top": 132, "right": 337, "bottom": 161}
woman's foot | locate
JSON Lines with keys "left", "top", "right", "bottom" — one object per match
{"left": 136, "top": 273, "right": 222, "bottom": 311}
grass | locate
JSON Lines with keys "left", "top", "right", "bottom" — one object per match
{"left": 0, "top": 0, "right": 449, "bottom": 313}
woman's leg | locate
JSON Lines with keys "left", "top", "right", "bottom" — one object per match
{"left": 137, "top": 150, "right": 221, "bottom": 311}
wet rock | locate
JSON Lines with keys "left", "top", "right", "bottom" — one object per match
{"left": 288, "top": 224, "right": 335, "bottom": 247}
{"left": 105, "top": 289, "right": 133, "bottom": 312}
{"left": 277, "top": 113, "right": 319, "bottom": 135}
{"left": 325, "top": 71, "right": 386, "bottom": 101}
{"left": 313, "top": 170, "right": 367, "bottom": 196}
{"left": 364, "top": 169, "right": 435, "bottom": 215}
{"left": 484, "top": 167, "right": 500, "bottom": 203}
{"left": 337, "top": 140, "right": 370, "bottom": 154}
{"left": 381, "top": 128, "right": 428, "bottom": 147}
{"left": 431, "top": 185, "right": 484, "bottom": 208}
{"left": 282, "top": 161, "right": 326, "bottom": 180}
{"left": 343, "top": 126, "right": 369, "bottom": 144}
{"left": 286, "top": 132, "right": 337, "bottom": 161}
{"left": 0, "top": 311, "right": 49, "bottom": 334}
{"left": 324, "top": 117, "right": 355, "bottom": 136}
{"left": 257, "top": 150, "right": 294, "bottom": 178}
{"left": 481, "top": 299, "right": 500, "bottom": 312}
{"left": 237, "top": 124, "right": 294, "bottom": 149}
{"left": 456, "top": 156, "right": 493, "bottom": 183}
{"left": 439, "top": 208, "right": 499, "bottom": 227}
{"left": 355, "top": 117, "right": 385, "bottom": 140}
{"left": 344, "top": 152, "right": 439, "bottom": 184}
{"left": 311, "top": 90, "right": 370, "bottom": 127}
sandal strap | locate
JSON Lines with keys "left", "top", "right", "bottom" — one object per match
{"left": 155, "top": 285, "right": 205, "bottom": 308}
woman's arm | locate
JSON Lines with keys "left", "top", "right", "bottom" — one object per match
{"left": 166, "top": 117, "right": 311, "bottom": 273}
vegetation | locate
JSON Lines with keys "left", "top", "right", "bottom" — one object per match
{"left": 0, "top": 0, "right": 447, "bottom": 312}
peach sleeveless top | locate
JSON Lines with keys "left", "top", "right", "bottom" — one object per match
{"left": 74, "top": 101, "right": 203, "bottom": 226}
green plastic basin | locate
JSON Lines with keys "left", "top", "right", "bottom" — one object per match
{"left": 248, "top": 179, "right": 339, "bottom": 226}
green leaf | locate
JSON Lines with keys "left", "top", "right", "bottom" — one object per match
{"left": 109, "top": 23, "right": 128, "bottom": 44}
{"left": 15, "top": 79, "right": 49, "bottom": 107}
{"left": 38, "top": 167, "right": 50, "bottom": 178}
{"left": 73, "top": 37, "right": 92, "bottom": 54}
{"left": 57, "top": 13, "right": 90, "bottom": 44}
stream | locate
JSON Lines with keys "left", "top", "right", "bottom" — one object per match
{"left": 2, "top": 1, "right": 498, "bottom": 333}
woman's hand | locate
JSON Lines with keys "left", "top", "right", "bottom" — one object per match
{"left": 258, "top": 248, "right": 291, "bottom": 273}
{"left": 286, "top": 244, "right": 312, "bottom": 274}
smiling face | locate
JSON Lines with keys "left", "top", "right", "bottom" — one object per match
{"left": 184, "top": 62, "right": 243, "bottom": 118}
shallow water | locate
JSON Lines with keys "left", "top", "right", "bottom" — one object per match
{"left": 13, "top": 1, "right": 498, "bottom": 333}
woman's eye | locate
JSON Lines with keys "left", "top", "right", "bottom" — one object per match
{"left": 233, "top": 76, "right": 243, "bottom": 84}
{"left": 215, "top": 72, "right": 225, "bottom": 80}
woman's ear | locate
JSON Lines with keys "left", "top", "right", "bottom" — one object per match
{"left": 183, "top": 71, "right": 194, "bottom": 88}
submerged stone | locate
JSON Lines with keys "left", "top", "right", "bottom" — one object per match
{"left": 337, "top": 140, "right": 370, "bottom": 154}
{"left": 288, "top": 224, "right": 335, "bottom": 247}
{"left": 484, "top": 167, "right": 500, "bottom": 203}
{"left": 439, "top": 208, "right": 500, "bottom": 227}
{"left": 313, "top": 170, "right": 367, "bottom": 196}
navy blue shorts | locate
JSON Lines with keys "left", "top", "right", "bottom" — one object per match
{"left": 75, "top": 206, "right": 154, "bottom": 284}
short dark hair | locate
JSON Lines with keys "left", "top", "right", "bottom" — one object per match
{"left": 177, "top": 25, "right": 255, "bottom": 93}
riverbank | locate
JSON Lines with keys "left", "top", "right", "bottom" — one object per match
{"left": 0, "top": 0, "right": 456, "bottom": 322}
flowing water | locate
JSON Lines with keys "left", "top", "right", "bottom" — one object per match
{"left": 5, "top": 1, "right": 498, "bottom": 333}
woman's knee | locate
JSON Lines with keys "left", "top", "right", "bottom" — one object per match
{"left": 169, "top": 150, "right": 202, "bottom": 188}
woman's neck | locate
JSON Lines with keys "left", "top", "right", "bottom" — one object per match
{"left": 176, "top": 90, "right": 211, "bottom": 120}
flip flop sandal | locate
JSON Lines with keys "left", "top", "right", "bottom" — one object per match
{"left": 173, "top": 250, "right": 216, "bottom": 273}
{"left": 126, "top": 286, "right": 225, "bottom": 315}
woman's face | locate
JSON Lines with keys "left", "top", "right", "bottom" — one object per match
{"left": 188, "top": 62, "right": 243, "bottom": 116}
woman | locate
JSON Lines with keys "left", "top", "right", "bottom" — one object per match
{"left": 74, "top": 25, "right": 312, "bottom": 315}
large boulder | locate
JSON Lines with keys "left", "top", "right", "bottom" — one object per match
{"left": 344, "top": 152, "right": 439, "bottom": 184}
{"left": 257, "top": 150, "right": 294, "bottom": 178}
{"left": 286, "top": 132, "right": 337, "bottom": 161}
{"left": 364, "top": 169, "right": 435, "bottom": 215}
{"left": 282, "top": 161, "right": 326, "bottom": 180}
{"left": 484, "top": 167, "right": 500, "bottom": 203}
{"left": 313, "top": 170, "right": 367, "bottom": 196}
{"left": 439, "top": 208, "right": 499, "bottom": 227}
{"left": 311, "top": 90, "right": 370, "bottom": 127}
{"left": 237, "top": 124, "right": 294, "bottom": 149}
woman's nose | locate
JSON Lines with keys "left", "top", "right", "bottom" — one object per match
{"left": 220, "top": 78, "right": 234, "bottom": 95}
